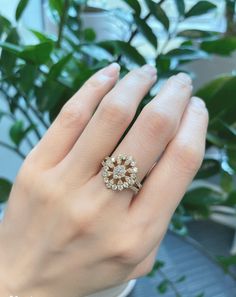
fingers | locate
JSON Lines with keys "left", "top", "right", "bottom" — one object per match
{"left": 113, "top": 73, "right": 193, "bottom": 181}
{"left": 27, "top": 63, "right": 120, "bottom": 168}
{"left": 59, "top": 65, "right": 157, "bottom": 182}
{"left": 131, "top": 97, "right": 208, "bottom": 240}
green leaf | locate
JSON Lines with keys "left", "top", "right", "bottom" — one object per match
{"left": 30, "top": 29, "right": 56, "bottom": 42}
{"left": 227, "top": 148, "right": 236, "bottom": 171}
{"left": 225, "top": 190, "right": 236, "bottom": 206}
{"left": 9, "top": 120, "right": 24, "bottom": 146}
{"left": 48, "top": 54, "right": 72, "bottom": 79}
{"left": 98, "top": 40, "right": 146, "bottom": 65}
{"left": 144, "top": 1, "right": 169, "bottom": 30}
{"left": 35, "top": 80, "right": 67, "bottom": 112}
{"left": 196, "top": 158, "right": 221, "bottom": 178}
{"left": 0, "top": 178, "right": 12, "bottom": 203}
{"left": 0, "top": 41, "right": 53, "bottom": 64}
{"left": 195, "top": 75, "right": 236, "bottom": 121}
{"left": 174, "top": 0, "right": 185, "bottom": 16}
{"left": 0, "top": 15, "right": 11, "bottom": 37}
{"left": 49, "top": 0, "right": 64, "bottom": 19}
{"left": 147, "top": 260, "right": 165, "bottom": 277}
{"left": 176, "top": 275, "right": 186, "bottom": 283}
{"left": 185, "top": 1, "right": 217, "bottom": 18}
{"left": 178, "top": 29, "right": 217, "bottom": 39}
{"left": 134, "top": 15, "right": 157, "bottom": 48}
{"left": 157, "top": 280, "right": 169, "bottom": 294}
{"left": 123, "top": 0, "right": 141, "bottom": 15}
{"left": 183, "top": 186, "right": 224, "bottom": 206}
{"left": 16, "top": 64, "right": 38, "bottom": 96}
{"left": 20, "top": 42, "right": 53, "bottom": 64}
{"left": 15, "top": 0, "right": 30, "bottom": 21}
{"left": 201, "top": 37, "right": 236, "bottom": 56}
{"left": 83, "top": 28, "right": 96, "bottom": 42}
{"left": 156, "top": 54, "right": 171, "bottom": 76}
{"left": 217, "top": 255, "right": 236, "bottom": 272}
{"left": 0, "top": 29, "right": 20, "bottom": 74}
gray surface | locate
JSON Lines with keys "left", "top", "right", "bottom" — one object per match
{"left": 129, "top": 221, "right": 236, "bottom": 297}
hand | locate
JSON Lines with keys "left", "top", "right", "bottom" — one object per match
{"left": 0, "top": 63, "right": 208, "bottom": 297}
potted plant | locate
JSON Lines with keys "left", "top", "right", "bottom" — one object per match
{"left": 0, "top": 0, "right": 236, "bottom": 296}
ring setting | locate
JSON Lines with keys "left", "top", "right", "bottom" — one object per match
{"left": 101, "top": 154, "right": 142, "bottom": 194}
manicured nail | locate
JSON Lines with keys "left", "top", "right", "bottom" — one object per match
{"left": 141, "top": 64, "right": 157, "bottom": 76}
{"left": 191, "top": 97, "right": 206, "bottom": 108}
{"left": 176, "top": 72, "right": 192, "bottom": 85}
{"left": 102, "top": 62, "right": 121, "bottom": 77}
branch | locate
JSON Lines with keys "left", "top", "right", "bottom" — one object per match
{"left": 0, "top": 87, "right": 42, "bottom": 140}
{"left": 56, "top": 0, "right": 70, "bottom": 48}
{"left": 116, "top": 12, "right": 152, "bottom": 63}
{"left": 0, "top": 141, "right": 26, "bottom": 159}
{"left": 158, "top": 269, "right": 182, "bottom": 297}
{"left": 27, "top": 101, "right": 49, "bottom": 129}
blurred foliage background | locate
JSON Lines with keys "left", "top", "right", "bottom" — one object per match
{"left": 0, "top": 0, "right": 236, "bottom": 295}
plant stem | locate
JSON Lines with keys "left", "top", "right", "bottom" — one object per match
{"left": 0, "top": 86, "right": 42, "bottom": 140}
{"left": 16, "top": 103, "right": 42, "bottom": 140}
{"left": 12, "top": 84, "right": 50, "bottom": 130}
{"left": 0, "top": 141, "right": 26, "bottom": 159}
{"left": 225, "top": 0, "right": 236, "bottom": 36}
{"left": 159, "top": 269, "right": 182, "bottom": 297}
{"left": 116, "top": 12, "right": 152, "bottom": 64}
{"left": 56, "top": 0, "right": 70, "bottom": 48}
{"left": 27, "top": 101, "right": 50, "bottom": 130}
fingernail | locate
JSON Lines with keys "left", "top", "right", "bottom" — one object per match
{"left": 102, "top": 62, "right": 120, "bottom": 77}
{"left": 141, "top": 64, "right": 157, "bottom": 76}
{"left": 176, "top": 72, "right": 192, "bottom": 85}
{"left": 191, "top": 97, "right": 206, "bottom": 108}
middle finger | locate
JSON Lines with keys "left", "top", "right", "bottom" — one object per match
{"left": 112, "top": 73, "right": 193, "bottom": 182}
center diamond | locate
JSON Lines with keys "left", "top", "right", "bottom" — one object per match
{"left": 113, "top": 165, "right": 126, "bottom": 178}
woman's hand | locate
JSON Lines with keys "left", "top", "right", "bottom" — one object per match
{"left": 0, "top": 63, "right": 208, "bottom": 297}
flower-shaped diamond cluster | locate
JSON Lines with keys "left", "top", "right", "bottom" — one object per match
{"left": 102, "top": 154, "right": 138, "bottom": 191}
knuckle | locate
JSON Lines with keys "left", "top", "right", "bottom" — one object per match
{"left": 115, "top": 237, "right": 143, "bottom": 265}
{"left": 173, "top": 140, "right": 205, "bottom": 173}
{"left": 133, "top": 68, "right": 154, "bottom": 83}
{"left": 143, "top": 106, "right": 176, "bottom": 138}
{"left": 84, "top": 76, "right": 104, "bottom": 89}
{"left": 170, "top": 75, "right": 192, "bottom": 90}
{"left": 69, "top": 204, "right": 98, "bottom": 234}
{"left": 100, "top": 100, "right": 133, "bottom": 125}
{"left": 59, "top": 102, "right": 88, "bottom": 129}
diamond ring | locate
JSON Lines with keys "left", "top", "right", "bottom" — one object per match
{"left": 101, "top": 154, "right": 142, "bottom": 194}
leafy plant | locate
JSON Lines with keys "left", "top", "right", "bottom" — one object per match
{"left": 0, "top": 0, "right": 236, "bottom": 295}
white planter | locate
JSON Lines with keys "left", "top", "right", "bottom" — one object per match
{"left": 85, "top": 280, "right": 136, "bottom": 297}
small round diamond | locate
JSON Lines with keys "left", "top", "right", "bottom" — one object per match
{"left": 113, "top": 165, "right": 126, "bottom": 178}
{"left": 102, "top": 154, "right": 140, "bottom": 192}
{"left": 102, "top": 171, "right": 108, "bottom": 177}
{"left": 118, "top": 185, "right": 124, "bottom": 191}
{"left": 123, "top": 182, "right": 129, "bottom": 188}
{"left": 104, "top": 177, "right": 109, "bottom": 183}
